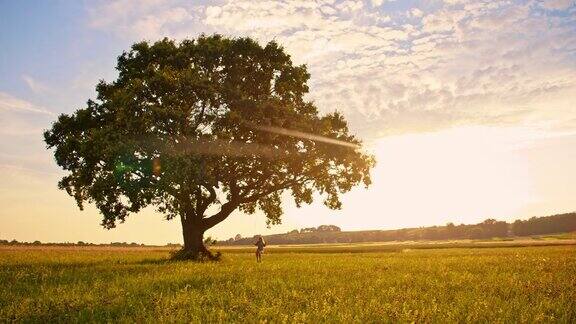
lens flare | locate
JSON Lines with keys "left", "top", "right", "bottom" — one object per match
{"left": 252, "top": 125, "right": 360, "bottom": 149}
{"left": 132, "top": 124, "right": 361, "bottom": 162}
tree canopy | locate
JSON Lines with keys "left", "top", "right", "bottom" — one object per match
{"left": 44, "top": 34, "right": 375, "bottom": 259}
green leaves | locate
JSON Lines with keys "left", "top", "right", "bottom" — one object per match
{"left": 44, "top": 34, "right": 375, "bottom": 232}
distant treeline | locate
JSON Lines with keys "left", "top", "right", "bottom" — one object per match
{"left": 220, "top": 212, "right": 576, "bottom": 246}
{"left": 3, "top": 213, "right": 574, "bottom": 247}
{"left": 0, "top": 240, "right": 181, "bottom": 248}
{"left": 512, "top": 213, "right": 576, "bottom": 236}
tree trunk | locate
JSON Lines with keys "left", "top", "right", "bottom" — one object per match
{"left": 175, "top": 219, "right": 218, "bottom": 260}
{"left": 172, "top": 201, "right": 237, "bottom": 261}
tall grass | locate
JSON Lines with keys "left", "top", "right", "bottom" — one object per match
{"left": 1, "top": 245, "right": 575, "bottom": 322}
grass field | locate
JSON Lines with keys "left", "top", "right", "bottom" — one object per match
{"left": 1, "top": 242, "right": 575, "bottom": 323}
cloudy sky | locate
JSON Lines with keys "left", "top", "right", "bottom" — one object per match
{"left": 1, "top": 0, "right": 575, "bottom": 244}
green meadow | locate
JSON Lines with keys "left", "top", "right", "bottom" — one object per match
{"left": 1, "top": 243, "right": 575, "bottom": 323}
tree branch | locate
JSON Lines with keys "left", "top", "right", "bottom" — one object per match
{"left": 196, "top": 184, "right": 217, "bottom": 217}
{"left": 202, "top": 200, "right": 238, "bottom": 230}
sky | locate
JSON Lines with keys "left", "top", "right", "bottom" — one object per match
{"left": 0, "top": 0, "right": 575, "bottom": 244}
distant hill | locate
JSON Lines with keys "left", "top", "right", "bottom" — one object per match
{"left": 220, "top": 212, "right": 576, "bottom": 246}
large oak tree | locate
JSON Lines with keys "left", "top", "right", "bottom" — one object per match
{"left": 44, "top": 35, "right": 375, "bottom": 259}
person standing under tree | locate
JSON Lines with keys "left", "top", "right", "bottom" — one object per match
{"left": 254, "top": 236, "right": 266, "bottom": 262}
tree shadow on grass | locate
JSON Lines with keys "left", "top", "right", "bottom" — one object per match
{"left": 134, "top": 254, "right": 224, "bottom": 265}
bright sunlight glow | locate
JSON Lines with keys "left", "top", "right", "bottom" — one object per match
{"left": 266, "top": 125, "right": 539, "bottom": 234}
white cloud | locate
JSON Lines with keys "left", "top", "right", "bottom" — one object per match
{"left": 540, "top": 0, "right": 574, "bottom": 10}
{"left": 88, "top": 0, "right": 202, "bottom": 40}
{"left": 0, "top": 93, "right": 59, "bottom": 180}
{"left": 85, "top": 0, "right": 576, "bottom": 138}
{"left": 0, "top": 92, "right": 55, "bottom": 150}
{"left": 21, "top": 75, "right": 50, "bottom": 94}
{"left": 410, "top": 8, "right": 424, "bottom": 18}
{"left": 0, "top": 92, "right": 55, "bottom": 116}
